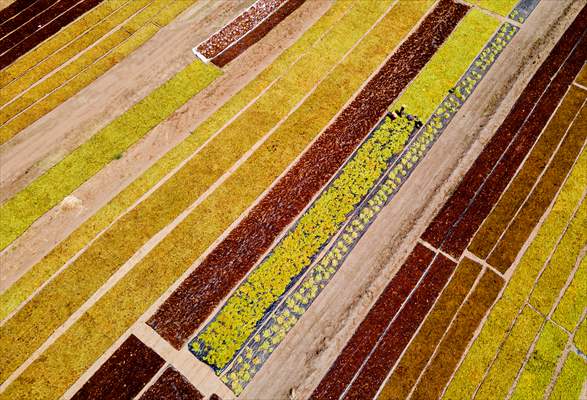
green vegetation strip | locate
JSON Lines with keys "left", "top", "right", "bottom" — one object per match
{"left": 552, "top": 256, "right": 586, "bottom": 332}
{"left": 486, "top": 105, "right": 587, "bottom": 271}
{"left": 1, "top": 1, "right": 423, "bottom": 397}
{"left": 442, "top": 148, "right": 587, "bottom": 399}
{"left": 469, "top": 85, "right": 586, "bottom": 259}
{"left": 548, "top": 351, "right": 587, "bottom": 400}
{"left": 192, "top": 116, "right": 416, "bottom": 371}
{"left": 510, "top": 321, "right": 568, "bottom": 400}
{"left": 0, "top": 0, "right": 353, "bottom": 323}
{"left": 467, "top": 0, "right": 518, "bottom": 16}
{"left": 0, "top": 0, "right": 200, "bottom": 144}
{"left": 377, "top": 258, "right": 482, "bottom": 400}
{"left": 474, "top": 306, "right": 544, "bottom": 400}
{"left": 389, "top": 8, "right": 499, "bottom": 122}
{"left": 0, "top": 0, "right": 150, "bottom": 107}
{"left": 0, "top": 59, "right": 221, "bottom": 251}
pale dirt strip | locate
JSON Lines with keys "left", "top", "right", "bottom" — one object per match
{"left": 236, "top": 1, "right": 584, "bottom": 398}
{"left": 55, "top": 2, "right": 413, "bottom": 397}
{"left": 0, "top": 0, "right": 333, "bottom": 292}
{"left": 0, "top": 0, "right": 16, "bottom": 13}
{"left": 0, "top": 0, "right": 255, "bottom": 200}
{"left": 0, "top": 0, "right": 398, "bottom": 394}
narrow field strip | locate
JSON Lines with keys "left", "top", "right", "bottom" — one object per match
{"left": 0, "top": 0, "right": 131, "bottom": 85}
{"left": 0, "top": 0, "right": 354, "bottom": 326}
{"left": 0, "top": 0, "right": 150, "bottom": 108}
{"left": 0, "top": 61, "right": 220, "bottom": 383}
{"left": 0, "top": 0, "right": 353, "bottom": 325}
{"left": 0, "top": 0, "right": 81, "bottom": 54}
{"left": 309, "top": 244, "right": 434, "bottom": 400}
{"left": 197, "top": 0, "right": 286, "bottom": 59}
{"left": 468, "top": 85, "right": 586, "bottom": 259}
{"left": 211, "top": 0, "right": 306, "bottom": 68}
{"left": 0, "top": 0, "right": 104, "bottom": 69}
{"left": 466, "top": 0, "right": 518, "bottom": 17}
{"left": 148, "top": 0, "right": 462, "bottom": 351}
{"left": 0, "top": 2, "right": 412, "bottom": 397}
{"left": 441, "top": 149, "right": 587, "bottom": 399}
{"left": 552, "top": 256, "right": 586, "bottom": 332}
{"left": 192, "top": 115, "right": 417, "bottom": 372}
{"left": 0, "top": 0, "right": 54, "bottom": 37}
{"left": 71, "top": 334, "right": 164, "bottom": 400}
{"left": 0, "top": 0, "right": 201, "bottom": 143}
{"left": 529, "top": 200, "right": 587, "bottom": 315}
{"left": 0, "top": 59, "right": 221, "bottom": 251}
{"left": 221, "top": 17, "right": 516, "bottom": 394}
{"left": 0, "top": 0, "right": 32, "bottom": 22}
{"left": 509, "top": 321, "right": 568, "bottom": 400}
{"left": 485, "top": 105, "right": 587, "bottom": 271}
{"left": 548, "top": 351, "right": 587, "bottom": 400}
{"left": 138, "top": 367, "right": 204, "bottom": 400}
{"left": 389, "top": 8, "right": 499, "bottom": 122}
{"left": 376, "top": 258, "right": 482, "bottom": 400}
{"left": 577, "top": 63, "right": 587, "bottom": 87}
{"left": 508, "top": 0, "right": 541, "bottom": 23}
{"left": 197, "top": 4, "right": 498, "bottom": 376}
{"left": 421, "top": 8, "right": 587, "bottom": 258}
{"left": 410, "top": 268, "right": 502, "bottom": 400}
{"left": 312, "top": 253, "right": 457, "bottom": 400}
{"left": 473, "top": 305, "right": 544, "bottom": 399}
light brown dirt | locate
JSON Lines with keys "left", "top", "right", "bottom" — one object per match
{"left": 0, "top": 0, "right": 15, "bottom": 13}
{"left": 239, "top": 1, "right": 585, "bottom": 398}
{"left": 0, "top": 0, "right": 256, "bottom": 201}
{"left": 0, "top": 0, "right": 333, "bottom": 291}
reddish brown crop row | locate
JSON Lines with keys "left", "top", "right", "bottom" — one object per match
{"left": 310, "top": 246, "right": 456, "bottom": 400}
{"left": 0, "top": 0, "right": 103, "bottom": 69}
{"left": 71, "top": 335, "right": 164, "bottom": 400}
{"left": 0, "top": 0, "right": 34, "bottom": 22}
{"left": 0, "top": 0, "right": 53, "bottom": 36}
{"left": 421, "top": 6, "right": 587, "bottom": 261}
{"left": 197, "top": 0, "right": 286, "bottom": 59}
{"left": 139, "top": 367, "right": 204, "bottom": 400}
{"left": 147, "top": 0, "right": 468, "bottom": 350}
{"left": 212, "top": 0, "right": 306, "bottom": 67}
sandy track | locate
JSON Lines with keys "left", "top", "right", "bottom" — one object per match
{"left": 0, "top": 0, "right": 332, "bottom": 293}
{"left": 0, "top": 0, "right": 256, "bottom": 201}
{"left": 239, "top": 0, "right": 585, "bottom": 398}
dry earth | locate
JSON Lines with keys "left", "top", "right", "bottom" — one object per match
{"left": 0, "top": 0, "right": 333, "bottom": 291}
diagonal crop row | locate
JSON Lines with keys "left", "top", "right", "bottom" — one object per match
{"left": 220, "top": 16, "right": 513, "bottom": 394}
{"left": 0, "top": 59, "right": 222, "bottom": 251}
{"left": 0, "top": 0, "right": 355, "bottom": 323}
{"left": 0, "top": 0, "right": 202, "bottom": 144}
{"left": 0, "top": 0, "right": 104, "bottom": 69}
{"left": 147, "top": 0, "right": 461, "bottom": 350}
{"left": 192, "top": 114, "right": 418, "bottom": 372}
{"left": 211, "top": 0, "right": 307, "bottom": 68}
{"left": 0, "top": 1, "right": 421, "bottom": 397}
{"left": 421, "top": 6, "right": 587, "bottom": 260}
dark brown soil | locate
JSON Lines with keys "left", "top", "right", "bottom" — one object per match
{"left": 139, "top": 367, "right": 204, "bottom": 400}
{"left": 0, "top": 0, "right": 53, "bottom": 36}
{"left": 377, "top": 258, "right": 482, "bottom": 400}
{"left": 71, "top": 334, "right": 164, "bottom": 400}
{"left": 309, "top": 244, "right": 435, "bottom": 400}
{"left": 420, "top": 5, "right": 587, "bottom": 254}
{"left": 0, "top": 0, "right": 36, "bottom": 22}
{"left": 147, "top": 0, "right": 468, "bottom": 350}
{"left": 410, "top": 269, "right": 502, "bottom": 400}
{"left": 212, "top": 0, "right": 305, "bottom": 67}
{"left": 0, "top": 0, "right": 103, "bottom": 69}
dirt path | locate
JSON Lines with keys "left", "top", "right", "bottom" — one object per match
{"left": 0, "top": 0, "right": 333, "bottom": 294}
{"left": 0, "top": 0, "right": 256, "bottom": 202}
{"left": 239, "top": 0, "right": 585, "bottom": 398}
